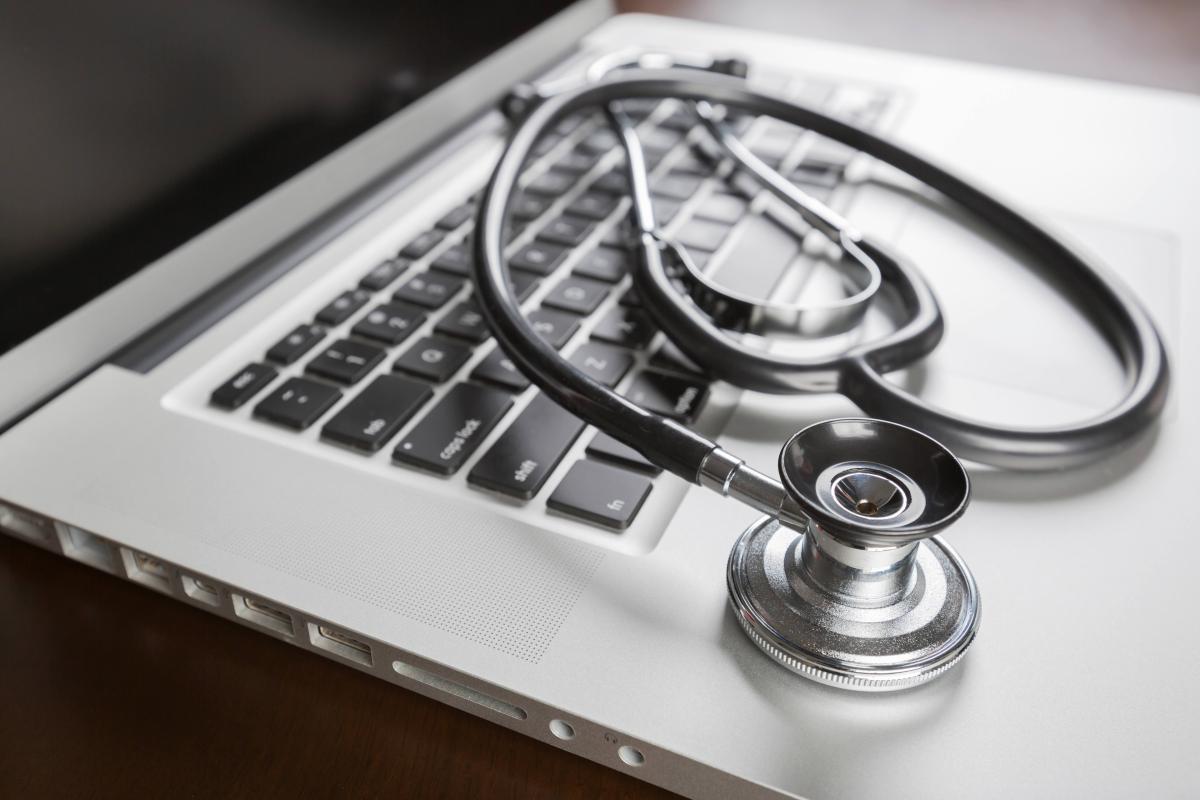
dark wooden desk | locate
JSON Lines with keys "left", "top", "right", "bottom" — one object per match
{"left": 3, "top": 3, "right": 1194, "bottom": 798}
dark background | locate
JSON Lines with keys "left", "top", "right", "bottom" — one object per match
{"left": 1, "top": 1, "right": 1198, "bottom": 798}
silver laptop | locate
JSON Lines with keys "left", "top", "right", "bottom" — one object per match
{"left": 2, "top": 2, "right": 1197, "bottom": 797}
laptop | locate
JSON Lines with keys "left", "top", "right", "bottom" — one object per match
{"left": 2, "top": 2, "right": 1197, "bottom": 797}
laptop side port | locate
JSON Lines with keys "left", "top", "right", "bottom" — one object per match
{"left": 180, "top": 574, "right": 222, "bottom": 607}
{"left": 392, "top": 658, "right": 527, "bottom": 721}
{"left": 55, "top": 523, "right": 116, "bottom": 573}
{"left": 0, "top": 501, "right": 55, "bottom": 545}
{"left": 231, "top": 593, "right": 295, "bottom": 637}
{"left": 119, "top": 547, "right": 173, "bottom": 593}
{"left": 308, "top": 623, "right": 373, "bottom": 666}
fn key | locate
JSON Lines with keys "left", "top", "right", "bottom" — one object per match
{"left": 547, "top": 460, "right": 652, "bottom": 530}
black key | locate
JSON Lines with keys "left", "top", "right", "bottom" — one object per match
{"left": 510, "top": 240, "right": 569, "bottom": 276}
{"left": 566, "top": 191, "right": 621, "bottom": 221}
{"left": 622, "top": 370, "right": 708, "bottom": 421}
{"left": 591, "top": 169, "right": 629, "bottom": 195}
{"left": 601, "top": 222, "right": 633, "bottom": 248}
{"left": 591, "top": 307, "right": 656, "bottom": 349}
{"left": 543, "top": 276, "right": 609, "bottom": 316}
{"left": 527, "top": 308, "right": 580, "bottom": 349}
{"left": 359, "top": 259, "right": 409, "bottom": 291}
{"left": 435, "top": 203, "right": 475, "bottom": 230}
{"left": 675, "top": 218, "right": 730, "bottom": 252}
{"left": 316, "top": 289, "right": 372, "bottom": 325}
{"left": 619, "top": 288, "right": 641, "bottom": 308}
{"left": 468, "top": 394, "right": 586, "bottom": 500}
{"left": 526, "top": 169, "right": 576, "bottom": 197}
{"left": 694, "top": 193, "right": 748, "bottom": 225}
{"left": 652, "top": 197, "right": 682, "bottom": 225}
{"left": 307, "top": 339, "right": 385, "bottom": 385}
{"left": 399, "top": 229, "right": 446, "bottom": 259}
{"left": 392, "top": 382, "right": 513, "bottom": 475}
{"left": 471, "top": 348, "right": 529, "bottom": 392}
{"left": 642, "top": 146, "right": 671, "bottom": 171}
{"left": 511, "top": 273, "right": 540, "bottom": 303}
{"left": 555, "top": 114, "right": 586, "bottom": 135}
{"left": 586, "top": 432, "right": 662, "bottom": 474}
{"left": 537, "top": 215, "right": 595, "bottom": 247}
{"left": 253, "top": 377, "right": 341, "bottom": 430}
{"left": 555, "top": 147, "right": 602, "bottom": 174}
{"left": 431, "top": 242, "right": 472, "bottom": 276}
{"left": 650, "top": 340, "right": 706, "bottom": 378}
{"left": 568, "top": 342, "right": 633, "bottom": 387}
{"left": 640, "top": 126, "right": 682, "bottom": 151}
{"left": 653, "top": 172, "right": 704, "bottom": 201}
{"left": 510, "top": 193, "right": 553, "bottom": 221}
{"left": 351, "top": 303, "right": 426, "bottom": 346}
{"left": 211, "top": 363, "right": 277, "bottom": 410}
{"left": 660, "top": 109, "right": 697, "bottom": 132}
{"left": 435, "top": 301, "right": 491, "bottom": 344}
{"left": 790, "top": 162, "right": 842, "bottom": 189}
{"left": 580, "top": 128, "right": 619, "bottom": 154}
{"left": 321, "top": 374, "right": 433, "bottom": 452}
{"left": 547, "top": 460, "right": 653, "bottom": 530}
{"left": 574, "top": 246, "right": 630, "bottom": 283}
{"left": 393, "top": 272, "right": 464, "bottom": 310}
{"left": 266, "top": 324, "right": 325, "bottom": 365}
{"left": 393, "top": 336, "right": 472, "bottom": 383}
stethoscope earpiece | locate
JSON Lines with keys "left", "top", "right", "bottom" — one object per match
{"left": 727, "top": 419, "right": 980, "bottom": 691}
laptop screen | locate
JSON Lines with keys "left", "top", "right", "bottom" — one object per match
{"left": 0, "top": 0, "right": 575, "bottom": 356}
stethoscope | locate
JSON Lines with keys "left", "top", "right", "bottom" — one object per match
{"left": 473, "top": 53, "right": 1170, "bottom": 690}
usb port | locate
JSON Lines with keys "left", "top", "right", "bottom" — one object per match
{"left": 232, "top": 593, "right": 294, "bottom": 637}
{"left": 0, "top": 501, "right": 54, "bottom": 544}
{"left": 309, "top": 623, "right": 373, "bottom": 666}
{"left": 181, "top": 574, "right": 222, "bottom": 607}
{"left": 119, "top": 547, "right": 172, "bottom": 593}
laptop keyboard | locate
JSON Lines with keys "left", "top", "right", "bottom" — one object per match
{"left": 207, "top": 77, "right": 892, "bottom": 532}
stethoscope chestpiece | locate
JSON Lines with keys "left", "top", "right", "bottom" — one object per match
{"left": 727, "top": 419, "right": 981, "bottom": 691}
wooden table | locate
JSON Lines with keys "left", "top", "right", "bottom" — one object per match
{"left": 3, "top": 3, "right": 1194, "bottom": 798}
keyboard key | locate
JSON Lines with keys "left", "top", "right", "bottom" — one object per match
{"left": 591, "top": 169, "right": 628, "bottom": 195}
{"left": 435, "top": 301, "right": 491, "bottom": 344}
{"left": 511, "top": 273, "right": 540, "bottom": 303}
{"left": 580, "top": 128, "right": 619, "bottom": 154}
{"left": 652, "top": 197, "right": 682, "bottom": 225}
{"left": 650, "top": 340, "right": 706, "bottom": 378}
{"left": 510, "top": 241, "right": 569, "bottom": 276}
{"left": 432, "top": 242, "right": 472, "bottom": 276}
{"left": 543, "top": 276, "right": 609, "bottom": 316}
{"left": 790, "top": 162, "right": 842, "bottom": 189}
{"left": 399, "top": 229, "right": 446, "bottom": 259}
{"left": 547, "top": 460, "right": 653, "bottom": 530}
{"left": 618, "top": 288, "right": 641, "bottom": 307}
{"left": 351, "top": 303, "right": 426, "bottom": 346}
{"left": 393, "top": 272, "right": 464, "bottom": 309}
{"left": 510, "top": 193, "right": 553, "bottom": 221}
{"left": 254, "top": 377, "right": 342, "bottom": 430}
{"left": 211, "top": 363, "right": 277, "bottom": 410}
{"left": 694, "top": 193, "right": 748, "bottom": 225}
{"left": 568, "top": 342, "right": 633, "bottom": 387}
{"left": 321, "top": 374, "right": 433, "bottom": 452}
{"left": 392, "top": 382, "right": 513, "bottom": 475}
{"left": 527, "top": 308, "right": 580, "bottom": 349}
{"left": 307, "top": 339, "right": 385, "bottom": 385}
{"left": 591, "top": 307, "right": 656, "bottom": 349}
{"left": 471, "top": 348, "right": 530, "bottom": 392}
{"left": 566, "top": 191, "right": 621, "bottom": 221}
{"left": 316, "top": 289, "right": 372, "bottom": 326}
{"left": 652, "top": 173, "right": 704, "bottom": 201}
{"left": 435, "top": 203, "right": 475, "bottom": 230}
{"left": 675, "top": 218, "right": 730, "bottom": 252}
{"left": 526, "top": 169, "right": 576, "bottom": 197}
{"left": 359, "top": 259, "right": 409, "bottom": 291}
{"left": 266, "top": 324, "right": 325, "bottom": 365}
{"left": 468, "top": 394, "right": 586, "bottom": 500}
{"left": 586, "top": 432, "right": 662, "bottom": 474}
{"left": 393, "top": 336, "right": 472, "bottom": 383}
{"left": 623, "top": 370, "right": 708, "bottom": 421}
{"left": 555, "top": 147, "right": 602, "bottom": 174}
{"left": 538, "top": 215, "right": 595, "bottom": 248}
{"left": 574, "top": 246, "right": 631, "bottom": 283}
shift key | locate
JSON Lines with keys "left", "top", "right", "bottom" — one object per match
{"left": 392, "top": 383, "right": 513, "bottom": 475}
{"left": 468, "top": 394, "right": 586, "bottom": 500}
